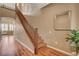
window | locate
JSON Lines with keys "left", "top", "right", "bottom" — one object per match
{"left": 9, "top": 24, "right": 14, "bottom": 31}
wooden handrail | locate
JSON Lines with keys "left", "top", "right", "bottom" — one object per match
{"left": 15, "top": 4, "right": 38, "bottom": 54}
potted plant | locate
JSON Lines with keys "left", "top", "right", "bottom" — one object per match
{"left": 66, "top": 30, "right": 79, "bottom": 55}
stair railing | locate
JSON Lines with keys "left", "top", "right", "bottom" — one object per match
{"left": 15, "top": 4, "right": 38, "bottom": 54}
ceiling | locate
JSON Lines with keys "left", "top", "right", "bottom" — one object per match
{"left": 21, "top": 3, "right": 49, "bottom": 15}
{"left": 0, "top": 3, "right": 49, "bottom": 16}
{"left": 0, "top": 3, "right": 49, "bottom": 10}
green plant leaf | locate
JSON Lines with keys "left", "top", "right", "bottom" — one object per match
{"left": 66, "top": 30, "right": 79, "bottom": 45}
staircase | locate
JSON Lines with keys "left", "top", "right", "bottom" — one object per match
{"left": 15, "top": 4, "right": 46, "bottom": 54}
{"left": 0, "top": 5, "right": 70, "bottom": 56}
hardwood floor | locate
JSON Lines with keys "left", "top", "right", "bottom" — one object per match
{"left": 0, "top": 35, "right": 69, "bottom": 56}
{"left": 15, "top": 42, "right": 69, "bottom": 56}
{"left": 16, "top": 43, "right": 68, "bottom": 56}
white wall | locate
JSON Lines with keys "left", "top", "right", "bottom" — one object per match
{"left": 26, "top": 3, "right": 79, "bottom": 54}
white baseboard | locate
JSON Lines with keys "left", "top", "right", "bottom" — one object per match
{"left": 15, "top": 39, "right": 34, "bottom": 53}
{"left": 47, "top": 45, "right": 73, "bottom": 56}
{"left": 15, "top": 39, "right": 73, "bottom": 56}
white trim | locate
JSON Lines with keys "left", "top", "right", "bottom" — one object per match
{"left": 47, "top": 45, "right": 73, "bottom": 56}
{"left": 15, "top": 39, "right": 34, "bottom": 53}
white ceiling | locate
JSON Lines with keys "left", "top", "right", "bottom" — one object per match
{"left": 0, "top": 3, "right": 49, "bottom": 16}
{"left": 0, "top": 3, "right": 49, "bottom": 9}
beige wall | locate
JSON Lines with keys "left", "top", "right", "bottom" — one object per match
{"left": 76, "top": 4, "right": 79, "bottom": 30}
{"left": 14, "top": 17, "right": 34, "bottom": 53}
{"left": 26, "top": 3, "right": 79, "bottom": 54}
{"left": 0, "top": 7, "right": 15, "bottom": 18}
